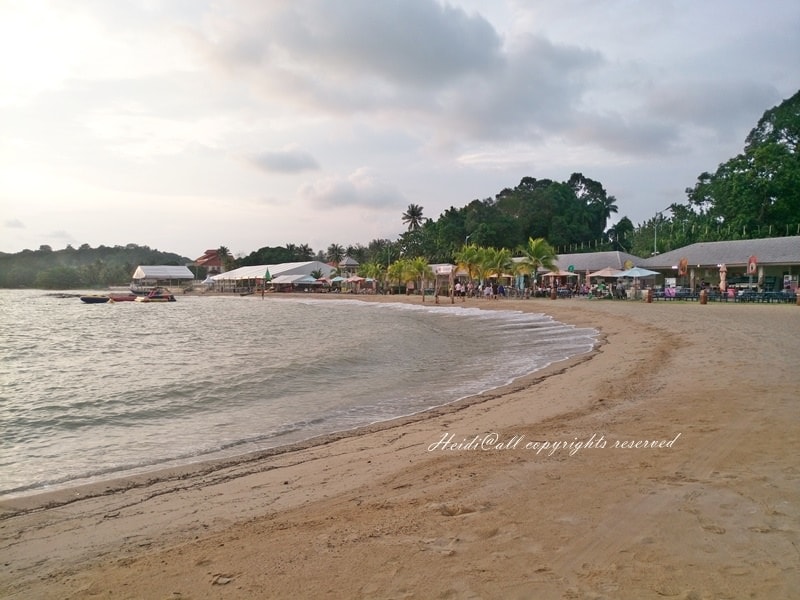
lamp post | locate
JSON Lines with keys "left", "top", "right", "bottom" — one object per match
{"left": 652, "top": 207, "right": 671, "bottom": 256}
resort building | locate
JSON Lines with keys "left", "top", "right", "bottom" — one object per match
{"left": 640, "top": 236, "right": 800, "bottom": 291}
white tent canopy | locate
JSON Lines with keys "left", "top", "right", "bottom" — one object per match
{"left": 132, "top": 265, "right": 194, "bottom": 280}
{"left": 210, "top": 261, "right": 334, "bottom": 282}
{"left": 271, "top": 274, "right": 321, "bottom": 285}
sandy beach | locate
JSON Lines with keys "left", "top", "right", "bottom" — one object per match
{"left": 1, "top": 295, "right": 798, "bottom": 599}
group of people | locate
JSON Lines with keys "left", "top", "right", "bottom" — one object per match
{"left": 586, "top": 281, "right": 628, "bottom": 300}
{"left": 453, "top": 281, "right": 508, "bottom": 299}
{"left": 446, "top": 279, "right": 633, "bottom": 300}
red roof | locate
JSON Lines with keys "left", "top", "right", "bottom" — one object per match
{"left": 195, "top": 250, "right": 222, "bottom": 268}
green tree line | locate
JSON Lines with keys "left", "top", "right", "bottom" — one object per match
{"left": 4, "top": 90, "right": 797, "bottom": 287}
{"left": 0, "top": 244, "right": 190, "bottom": 289}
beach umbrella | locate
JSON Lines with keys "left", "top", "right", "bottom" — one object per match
{"left": 619, "top": 266, "right": 659, "bottom": 296}
{"left": 589, "top": 267, "right": 624, "bottom": 278}
{"left": 542, "top": 270, "right": 579, "bottom": 278}
{"left": 618, "top": 267, "right": 659, "bottom": 278}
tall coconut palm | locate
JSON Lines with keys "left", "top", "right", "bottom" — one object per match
{"left": 516, "top": 237, "right": 558, "bottom": 289}
{"left": 401, "top": 204, "right": 425, "bottom": 231}
{"left": 482, "top": 247, "right": 513, "bottom": 288}
{"left": 387, "top": 259, "right": 407, "bottom": 295}
{"left": 472, "top": 246, "right": 491, "bottom": 290}
{"left": 298, "top": 244, "right": 314, "bottom": 260}
{"left": 453, "top": 243, "right": 481, "bottom": 286}
{"left": 326, "top": 243, "right": 345, "bottom": 265}
{"left": 408, "top": 256, "right": 434, "bottom": 301}
{"left": 216, "top": 245, "right": 234, "bottom": 273}
{"left": 591, "top": 195, "right": 619, "bottom": 232}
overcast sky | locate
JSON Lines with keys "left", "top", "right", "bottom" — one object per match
{"left": 2, "top": 0, "right": 798, "bottom": 259}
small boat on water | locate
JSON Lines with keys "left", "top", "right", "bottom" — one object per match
{"left": 80, "top": 295, "right": 111, "bottom": 304}
{"left": 134, "top": 287, "right": 176, "bottom": 303}
{"left": 80, "top": 293, "right": 137, "bottom": 304}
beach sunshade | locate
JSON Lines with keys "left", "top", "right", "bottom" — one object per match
{"left": 588, "top": 267, "right": 624, "bottom": 278}
{"left": 542, "top": 270, "right": 579, "bottom": 278}
{"left": 263, "top": 268, "right": 272, "bottom": 282}
{"left": 331, "top": 276, "right": 346, "bottom": 282}
{"left": 619, "top": 267, "right": 659, "bottom": 278}
{"left": 346, "top": 276, "right": 365, "bottom": 283}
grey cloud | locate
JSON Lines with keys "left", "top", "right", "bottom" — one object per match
{"left": 5, "top": 218, "right": 25, "bottom": 229}
{"left": 299, "top": 171, "right": 405, "bottom": 210}
{"left": 443, "top": 34, "right": 604, "bottom": 139}
{"left": 181, "top": 1, "right": 800, "bottom": 162}
{"left": 565, "top": 112, "right": 682, "bottom": 156}
{"left": 273, "top": 0, "right": 502, "bottom": 86}
{"left": 200, "top": 0, "right": 502, "bottom": 91}
{"left": 246, "top": 149, "right": 321, "bottom": 173}
{"left": 644, "top": 81, "right": 783, "bottom": 142}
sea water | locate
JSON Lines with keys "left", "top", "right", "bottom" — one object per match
{"left": 0, "top": 290, "right": 596, "bottom": 498}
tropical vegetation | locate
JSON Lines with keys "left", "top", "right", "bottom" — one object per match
{"left": 2, "top": 90, "right": 797, "bottom": 289}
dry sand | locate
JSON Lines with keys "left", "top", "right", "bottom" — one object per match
{"left": 1, "top": 296, "right": 799, "bottom": 599}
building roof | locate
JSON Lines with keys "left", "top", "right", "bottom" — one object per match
{"left": 194, "top": 249, "right": 222, "bottom": 268}
{"left": 339, "top": 255, "right": 359, "bottom": 267}
{"left": 642, "top": 236, "right": 800, "bottom": 268}
{"left": 552, "top": 251, "right": 647, "bottom": 273}
{"left": 132, "top": 265, "right": 194, "bottom": 280}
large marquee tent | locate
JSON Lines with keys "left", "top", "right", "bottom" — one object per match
{"left": 209, "top": 261, "right": 334, "bottom": 291}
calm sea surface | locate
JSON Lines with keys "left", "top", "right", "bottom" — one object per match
{"left": 0, "top": 290, "right": 596, "bottom": 498}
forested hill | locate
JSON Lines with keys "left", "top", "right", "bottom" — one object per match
{"left": 0, "top": 244, "right": 191, "bottom": 289}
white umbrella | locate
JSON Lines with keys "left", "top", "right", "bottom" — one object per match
{"left": 619, "top": 267, "right": 659, "bottom": 278}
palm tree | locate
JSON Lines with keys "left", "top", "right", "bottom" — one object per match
{"left": 408, "top": 256, "right": 434, "bottom": 301}
{"left": 298, "top": 244, "right": 314, "bottom": 260}
{"left": 590, "top": 195, "right": 619, "bottom": 234}
{"left": 387, "top": 259, "right": 407, "bottom": 295}
{"left": 326, "top": 243, "right": 345, "bottom": 265}
{"left": 359, "top": 261, "right": 384, "bottom": 293}
{"left": 516, "top": 237, "right": 558, "bottom": 290}
{"left": 482, "top": 247, "right": 513, "bottom": 289}
{"left": 453, "top": 244, "right": 481, "bottom": 289}
{"left": 216, "top": 245, "right": 234, "bottom": 273}
{"left": 401, "top": 204, "right": 425, "bottom": 231}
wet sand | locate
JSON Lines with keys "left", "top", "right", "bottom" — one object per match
{"left": 1, "top": 296, "right": 799, "bottom": 599}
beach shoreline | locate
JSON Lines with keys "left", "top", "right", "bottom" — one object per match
{"left": 2, "top": 296, "right": 798, "bottom": 598}
{"left": 0, "top": 295, "right": 601, "bottom": 513}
